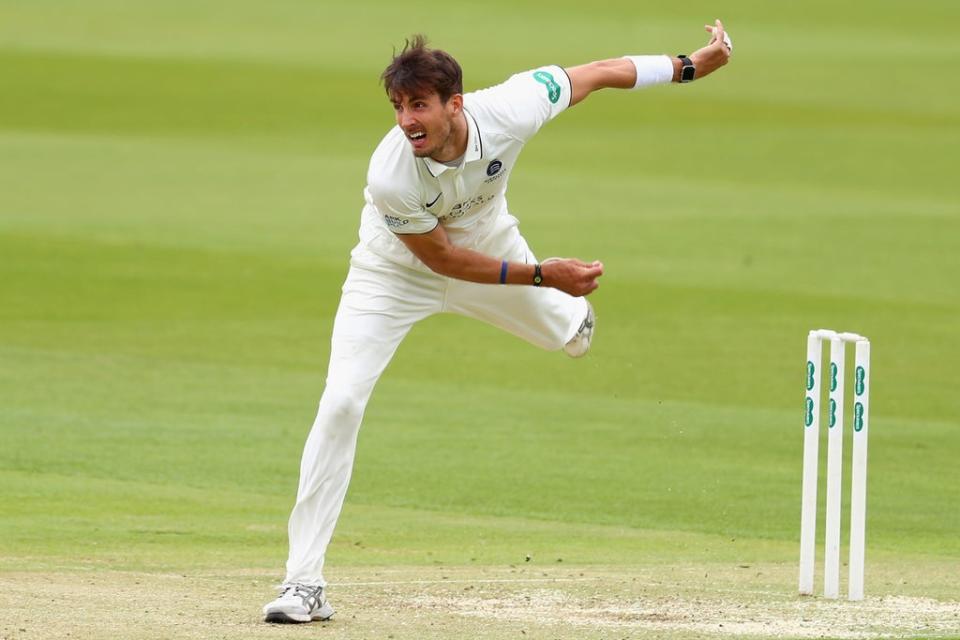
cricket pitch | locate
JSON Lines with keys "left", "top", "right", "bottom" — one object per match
{"left": 2, "top": 563, "right": 958, "bottom": 640}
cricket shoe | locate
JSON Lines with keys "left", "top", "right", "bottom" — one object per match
{"left": 564, "top": 299, "right": 595, "bottom": 358}
{"left": 263, "top": 583, "right": 334, "bottom": 623}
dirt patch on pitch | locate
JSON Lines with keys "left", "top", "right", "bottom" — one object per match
{"left": 410, "top": 589, "right": 960, "bottom": 639}
{"left": 1, "top": 565, "right": 958, "bottom": 640}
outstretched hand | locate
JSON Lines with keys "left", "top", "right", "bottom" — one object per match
{"left": 541, "top": 258, "right": 604, "bottom": 297}
{"left": 690, "top": 19, "right": 732, "bottom": 80}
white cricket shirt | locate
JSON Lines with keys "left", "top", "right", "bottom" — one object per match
{"left": 357, "top": 65, "right": 572, "bottom": 271}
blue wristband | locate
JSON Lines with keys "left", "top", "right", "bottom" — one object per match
{"left": 499, "top": 260, "right": 508, "bottom": 284}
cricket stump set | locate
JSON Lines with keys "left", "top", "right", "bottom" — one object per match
{"left": 799, "top": 329, "right": 871, "bottom": 600}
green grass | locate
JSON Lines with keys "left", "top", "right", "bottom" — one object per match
{"left": 1, "top": 0, "right": 959, "bottom": 637}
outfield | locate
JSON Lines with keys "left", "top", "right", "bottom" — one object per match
{"left": 1, "top": 1, "right": 958, "bottom": 638}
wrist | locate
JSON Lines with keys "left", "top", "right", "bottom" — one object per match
{"left": 676, "top": 55, "right": 696, "bottom": 83}
{"left": 622, "top": 55, "right": 673, "bottom": 89}
{"left": 500, "top": 261, "right": 538, "bottom": 287}
{"left": 533, "top": 263, "right": 543, "bottom": 287}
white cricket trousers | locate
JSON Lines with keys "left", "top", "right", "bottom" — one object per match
{"left": 283, "top": 221, "right": 587, "bottom": 586}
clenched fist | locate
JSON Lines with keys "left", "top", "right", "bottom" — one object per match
{"left": 541, "top": 258, "right": 604, "bottom": 297}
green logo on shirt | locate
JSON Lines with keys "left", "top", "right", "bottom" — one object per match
{"left": 533, "top": 70, "right": 561, "bottom": 104}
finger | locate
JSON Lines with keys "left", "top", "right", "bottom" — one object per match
{"left": 714, "top": 19, "right": 725, "bottom": 43}
{"left": 704, "top": 24, "right": 718, "bottom": 44}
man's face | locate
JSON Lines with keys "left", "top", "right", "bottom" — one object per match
{"left": 391, "top": 90, "right": 461, "bottom": 158}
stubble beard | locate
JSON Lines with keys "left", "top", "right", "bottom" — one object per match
{"left": 415, "top": 122, "right": 453, "bottom": 160}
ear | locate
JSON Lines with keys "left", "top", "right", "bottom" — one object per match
{"left": 447, "top": 94, "right": 464, "bottom": 114}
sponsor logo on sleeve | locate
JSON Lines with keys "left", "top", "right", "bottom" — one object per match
{"left": 383, "top": 214, "right": 409, "bottom": 228}
{"left": 533, "top": 70, "right": 561, "bottom": 104}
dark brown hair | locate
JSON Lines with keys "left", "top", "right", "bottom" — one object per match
{"left": 381, "top": 35, "right": 463, "bottom": 103}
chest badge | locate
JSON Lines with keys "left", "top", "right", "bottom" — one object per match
{"left": 486, "top": 160, "right": 503, "bottom": 177}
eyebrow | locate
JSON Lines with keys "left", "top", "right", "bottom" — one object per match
{"left": 391, "top": 92, "right": 430, "bottom": 104}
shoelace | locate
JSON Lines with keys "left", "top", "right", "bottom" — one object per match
{"left": 277, "top": 583, "right": 321, "bottom": 600}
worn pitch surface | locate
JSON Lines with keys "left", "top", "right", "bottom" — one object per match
{"left": 2, "top": 565, "right": 960, "bottom": 640}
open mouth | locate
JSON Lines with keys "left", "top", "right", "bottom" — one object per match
{"left": 407, "top": 130, "right": 427, "bottom": 149}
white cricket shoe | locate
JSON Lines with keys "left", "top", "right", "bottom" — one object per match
{"left": 263, "top": 583, "right": 334, "bottom": 623}
{"left": 564, "top": 300, "right": 595, "bottom": 358}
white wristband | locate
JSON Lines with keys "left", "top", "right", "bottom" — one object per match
{"left": 622, "top": 55, "right": 674, "bottom": 89}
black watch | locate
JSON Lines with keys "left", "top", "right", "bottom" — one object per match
{"left": 533, "top": 263, "right": 543, "bottom": 286}
{"left": 677, "top": 55, "right": 695, "bottom": 83}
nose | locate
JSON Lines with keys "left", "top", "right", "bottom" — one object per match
{"left": 398, "top": 109, "right": 416, "bottom": 129}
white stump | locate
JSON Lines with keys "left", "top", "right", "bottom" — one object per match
{"left": 848, "top": 339, "right": 870, "bottom": 600}
{"left": 824, "top": 337, "right": 845, "bottom": 599}
{"left": 799, "top": 332, "right": 822, "bottom": 596}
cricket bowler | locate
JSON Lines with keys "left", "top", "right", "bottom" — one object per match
{"left": 263, "top": 21, "right": 732, "bottom": 622}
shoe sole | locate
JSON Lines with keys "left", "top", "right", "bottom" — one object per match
{"left": 264, "top": 608, "right": 334, "bottom": 624}
{"left": 265, "top": 611, "right": 310, "bottom": 624}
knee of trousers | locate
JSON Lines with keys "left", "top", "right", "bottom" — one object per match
{"left": 313, "top": 386, "right": 366, "bottom": 436}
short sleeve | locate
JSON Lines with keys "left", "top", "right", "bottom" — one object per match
{"left": 469, "top": 65, "right": 572, "bottom": 142}
{"left": 367, "top": 180, "right": 438, "bottom": 235}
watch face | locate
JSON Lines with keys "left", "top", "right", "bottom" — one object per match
{"left": 681, "top": 64, "right": 696, "bottom": 82}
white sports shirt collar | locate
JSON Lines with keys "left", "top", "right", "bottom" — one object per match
{"left": 420, "top": 108, "right": 483, "bottom": 177}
